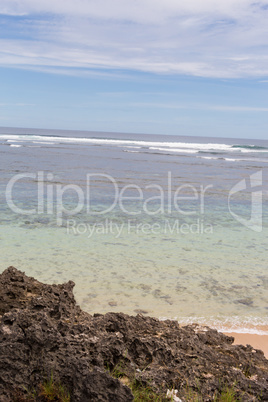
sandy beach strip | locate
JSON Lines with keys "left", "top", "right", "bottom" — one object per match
{"left": 224, "top": 333, "right": 268, "bottom": 359}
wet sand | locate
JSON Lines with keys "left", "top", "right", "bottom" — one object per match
{"left": 225, "top": 333, "right": 268, "bottom": 359}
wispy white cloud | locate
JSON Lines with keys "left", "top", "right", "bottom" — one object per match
{"left": 1, "top": 1, "right": 268, "bottom": 78}
{"left": 208, "top": 105, "right": 268, "bottom": 112}
{"left": 0, "top": 0, "right": 265, "bottom": 22}
{"left": 0, "top": 103, "right": 35, "bottom": 106}
{"left": 128, "top": 102, "right": 268, "bottom": 112}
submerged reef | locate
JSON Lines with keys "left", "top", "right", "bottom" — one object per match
{"left": 0, "top": 267, "right": 267, "bottom": 401}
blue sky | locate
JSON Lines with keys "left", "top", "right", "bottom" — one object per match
{"left": 0, "top": 0, "right": 268, "bottom": 139}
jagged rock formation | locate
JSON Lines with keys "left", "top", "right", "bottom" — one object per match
{"left": 0, "top": 267, "right": 267, "bottom": 401}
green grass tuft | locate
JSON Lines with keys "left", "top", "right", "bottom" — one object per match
{"left": 38, "top": 373, "right": 70, "bottom": 402}
{"left": 13, "top": 373, "right": 70, "bottom": 402}
{"left": 130, "top": 379, "right": 170, "bottom": 402}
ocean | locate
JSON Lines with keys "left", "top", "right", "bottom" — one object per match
{"left": 0, "top": 127, "right": 267, "bottom": 335}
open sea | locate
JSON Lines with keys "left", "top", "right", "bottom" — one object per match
{"left": 0, "top": 127, "right": 267, "bottom": 335}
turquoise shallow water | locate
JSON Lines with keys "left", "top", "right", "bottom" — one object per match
{"left": 1, "top": 214, "right": 267, "bottom": 334}
{"left": 0, "top": 128, "right": 267, "bottom": 334}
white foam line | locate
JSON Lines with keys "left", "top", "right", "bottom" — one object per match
{"left": 0, "top": 134, "right": 236, "bottom": 151}
{"left": 221, "top": 328, "right": 268, "bottom": 335}
{"left": 149, "top": 147, "right": 199, "bottom": 154}
{"left": 198, "top": 156, "right": 219, "bottom": 160}
{"left": 158, "top": 316, "right": 268, "bottom": 336}
{"left": 1, "top": 134, "right": 267, "bottom": 155}
{"left": 240, "top": 149, "right": 268, "bottom": 153}
{"left": 123, "top": 146, "right": 142, "bottom": 149}
{"left": 198, "top": 156, "right": 268, "bottom": 163}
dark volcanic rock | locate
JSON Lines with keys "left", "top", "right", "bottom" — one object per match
{"left": 0, "top": 267, "right": 132, "bottom": 402}
{"left": 0, "top": 267, "right": 268, "bottom": 401}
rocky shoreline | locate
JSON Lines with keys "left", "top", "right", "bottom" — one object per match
{"left": 0, "top": 266, "right": 267, "bottom": 401}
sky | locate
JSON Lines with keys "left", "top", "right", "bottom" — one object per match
{"left": 0, "top": 0, "right": 268, "bottom": 139}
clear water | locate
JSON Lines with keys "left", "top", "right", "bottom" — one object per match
{"left": 0, "top": 127, "right": 267, "bottom": 334}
